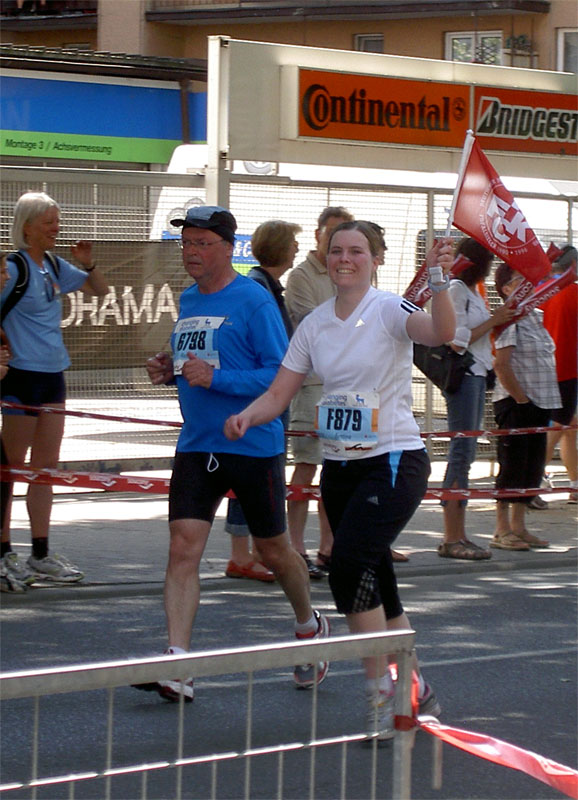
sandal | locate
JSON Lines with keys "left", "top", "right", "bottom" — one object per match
{"left": 490, "top": 533, "right": 530, "bottom": 551}
{"left": 300, "top": 553, "right": 325, "bottom": 580}
{"left": 315, "top": 551, "right": 331, "bottom": 573}
{"left": 438, "top": 540, "right": 491, "bottom": 560}
{"left": 516, "top": 530, "right": 549, "bottom": 548}
{"left": 391, "top": 549, "right": 409, "bottom": 563}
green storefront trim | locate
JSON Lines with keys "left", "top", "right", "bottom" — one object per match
{"left": 0, "top": 130, "right": 188, "bottom": 163}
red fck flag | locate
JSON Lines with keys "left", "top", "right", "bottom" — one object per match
{"left": 451, "top": 134, "right": 551, "bottom": 285}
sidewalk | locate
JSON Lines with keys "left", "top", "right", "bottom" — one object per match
{"left": 4, "top": 461, "right": 577, "bottom": 600}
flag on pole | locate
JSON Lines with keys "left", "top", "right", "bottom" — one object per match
{"left": 546, "top": 241, "right": 564, "bottom": 263}
{"left": 404, "top": 253, "right": 473, "bottom": 307}
{"left": 450, "top": 134, "right": 551, "bottom": 285}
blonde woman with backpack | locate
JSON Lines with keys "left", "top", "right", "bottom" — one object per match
{"left": 0, "top": 192, "right": 108, "bottom": 590}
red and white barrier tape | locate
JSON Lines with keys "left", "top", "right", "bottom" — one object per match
{"left": 0, "top": 466, "right": 573, "bottom": 502}
{"left": 415, "top": 718, "right": 578, "bottom": 799}
{"left": 391, "top": 666, "right": 577, "bottom": 799}
{"left": 0, "top": 401, "right": 182, "bottom": 428}
{"left": 1, "top": 401, "right": 575, "bottom": 440}
{"left": 290, "top": 424, "right": 577, "bottom": 439}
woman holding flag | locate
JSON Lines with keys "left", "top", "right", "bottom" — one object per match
{"left": 446, "top": 131, "right": 560, "bottom": 550}
{"left": 224, "top": 220, "right": 454, "bottom": 740}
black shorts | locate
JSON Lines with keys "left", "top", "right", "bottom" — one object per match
{"left": 169, "top": 451, "right": 286, "bottom": 538}
{"left": 1, "top": 368, "right": 66, "bottom": 416}
{"left": 550, "top": 378, "right": 577, "bottom": 426}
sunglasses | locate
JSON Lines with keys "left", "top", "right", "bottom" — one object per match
{"left": 41, "top": 269, "right": 59, "bottom": 302}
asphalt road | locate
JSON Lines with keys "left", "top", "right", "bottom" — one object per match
{"left": 1, "top": 567, "right": 576, "bottom": 800}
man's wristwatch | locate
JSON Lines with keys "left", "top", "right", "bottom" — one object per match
{"left": 84, "top": 263, "right": 97, "bottom": 273}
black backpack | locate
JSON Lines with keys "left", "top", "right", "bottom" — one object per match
{"left": 0, "top": 251, "right": 61, "bottom": 321}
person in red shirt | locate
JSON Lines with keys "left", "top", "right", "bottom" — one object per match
{"left": 541, "top": 245, "right": 577, "bottom": 504}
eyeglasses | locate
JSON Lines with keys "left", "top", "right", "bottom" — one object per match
{"left": 179, "top": 239, "right": 223, "bottom": 251}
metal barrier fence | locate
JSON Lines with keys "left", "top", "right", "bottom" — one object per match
{"left": 0, "top": 163, "right": 575, "bottom": 469}
{"left": 0, "top": 631, "right": 418, "bottom": 800}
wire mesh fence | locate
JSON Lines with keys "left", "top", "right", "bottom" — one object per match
{"left": 0, "top": 164, "right": 575, "bottom": 468}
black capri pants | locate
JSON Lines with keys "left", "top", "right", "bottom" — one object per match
{"left": 550, "top": 378, "right": 577, "bottom": 426}
{"left": 321, "top": 449, "right": 430, "bottom": 619}
{"left": 493, "top": 397, "right": 550, "bottom": 504}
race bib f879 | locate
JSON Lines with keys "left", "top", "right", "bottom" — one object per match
{"left": 173, "top": 316, "right": 225, "bottom": 375}
{"left": 316, "top": 390, "right": 379, "bottom": 457}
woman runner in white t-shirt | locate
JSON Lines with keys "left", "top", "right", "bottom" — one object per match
{"left": 224, "top": 221, "right": 455, "bottom": 740}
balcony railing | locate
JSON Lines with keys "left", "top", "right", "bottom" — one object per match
{"left": 0, "top": 0, "right": 96, "bottom": 17}
{"left": 148, "top": 0, "right": 550, "bottom": 9}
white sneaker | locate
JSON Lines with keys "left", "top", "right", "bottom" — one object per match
{"left": 157, "top": 677, "right": 195, "bottom": 702}
{"left": 27, "top": 553, "right": 84, "bottom": 583}
{"left": 293, "top": 610, "right": 331, "bottom": 689}
{"left": 418, "top": 682, "right": 442, "bottom": 717}
{"left": 366, "top": 689, "right": 395, "bottom": 741}
{"left": 1, "top": 561, "right": 27, "bottom": 593}
{"left": 2, "top": 552, "right": 35, "bottom": 585}
{"left": 528, "top": 495, "right": 547, "bottom": 510}
{"left": 132, "top": 648, "right": 194, "bottom": 703}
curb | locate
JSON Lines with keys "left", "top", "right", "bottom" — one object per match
{"left": 3, "top": 554, "right": 576, "bottom": 604}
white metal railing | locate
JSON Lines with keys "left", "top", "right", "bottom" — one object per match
{"left": 0, "top": 631, "right": 417, "bottom": 799}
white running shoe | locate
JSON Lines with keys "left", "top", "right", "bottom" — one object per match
{"left": 27, "top": 553, "right": 84, "bottom": 583}
{"left": 0, "top": 561, "right": 27, "bottom": 593}
{"left": 418, "top": 683, "right": 442, "bottom": 717}
{"left": 2, "top": 552, "right": 35, "bottom": 585}
{"left": 366, "top": 688, "right": 395, "bottom": 741}
{"left": 293, "top": 610, "right": 330, "bottom": 689}
{"left": 157, "top": 677, "right": 195, "bottom": 702}
{"left": 132, "top": 648, "right": 194, "bottom": 703}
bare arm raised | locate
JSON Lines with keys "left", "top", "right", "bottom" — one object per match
{"left": 72, "top": 240, "right": 109, "bottom": 297}
{"left": 406, "top": 239, "right": 456, "bottom": 346}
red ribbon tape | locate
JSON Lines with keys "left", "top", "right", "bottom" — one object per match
{"left": 418, "top": 718, "right": 578, "bottom": 799}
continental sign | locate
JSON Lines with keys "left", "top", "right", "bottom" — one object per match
{"left": 298, "top": 69, "right": 469, "bottom": 148}
{"left": 297, "top": 69, "right": 577, "bottom": 156}
{"left": 474, "top": 87, "right": 577, "bottom": 157}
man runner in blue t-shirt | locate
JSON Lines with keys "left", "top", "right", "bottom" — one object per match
{"left": 133, "top": 206, "right": 330, "bottom": 703}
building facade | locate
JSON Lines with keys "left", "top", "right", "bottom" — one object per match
{"left": 0, "top": 0, "right": 575, "bottom": 470}
{"left": 0, "top": 0, "right": 576, "bottom": 74}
